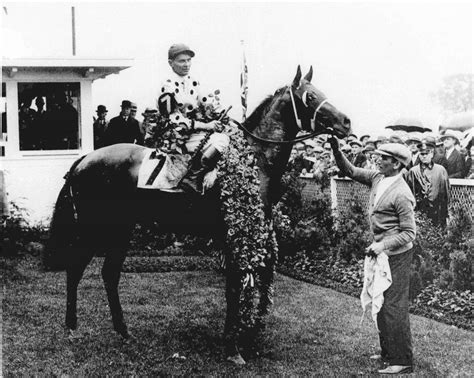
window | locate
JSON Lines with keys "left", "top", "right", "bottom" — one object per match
{"left": 18, "top": 83, "right": 80, "bottom": 150}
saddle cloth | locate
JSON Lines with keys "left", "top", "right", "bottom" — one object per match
{"left": 137, "top": 149, "right": 190, "bottom": 191}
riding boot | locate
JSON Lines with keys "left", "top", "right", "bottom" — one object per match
{"left": 180, "top": 147, "right": 222, "bottom": 194}
{"left": 201, "top": 146, "right": 222, "bottom": 171}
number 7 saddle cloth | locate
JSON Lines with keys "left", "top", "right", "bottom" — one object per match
{"left": 137, "top": 149, "right": 190, "bottom": 191}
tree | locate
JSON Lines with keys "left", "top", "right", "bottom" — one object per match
{"left": 431, "top": 74, "right": 474, "bottom": 116}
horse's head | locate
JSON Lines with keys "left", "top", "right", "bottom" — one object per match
{"left": 289, "top": 65, "right": 351, "bottom": 138}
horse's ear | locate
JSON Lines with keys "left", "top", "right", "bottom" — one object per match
{"left": 292, "top": 65, "right": 302, "bottom": 88}
{"left": 304, "top": 66, "right": 313, "bottom": 82}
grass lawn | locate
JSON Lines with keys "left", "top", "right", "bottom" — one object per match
{"left": 2, "top": 258, "right": 473, "bottom": 376}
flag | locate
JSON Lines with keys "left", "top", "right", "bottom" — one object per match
{"left": 240, "top": 40, "right": 248, "bottom": 122}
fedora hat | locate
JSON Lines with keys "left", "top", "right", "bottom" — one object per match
{"left": 440, "top": 129, "right": 462, "bottom": 143}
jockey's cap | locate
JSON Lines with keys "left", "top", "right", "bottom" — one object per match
{"left": 168, "top": 43, "right": 195, "bottom": 60}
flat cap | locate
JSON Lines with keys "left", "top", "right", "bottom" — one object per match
{"left": 142, "top": 107, "right": 158, "bottom": 116}
{"left": 374, "top": 143, "right": 411, "bottom": 167}
{"left": 417, "top": 136, "right": 436, "bottom": 151}
{"left": 168, "top": 43, "right": 195, "bottom": 60}
{"left": 349, "top": 140, "right": 362, "bottom": 147}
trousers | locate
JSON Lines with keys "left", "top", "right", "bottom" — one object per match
{"left": 377, "top": 249, "right": 413, "bottom": 366}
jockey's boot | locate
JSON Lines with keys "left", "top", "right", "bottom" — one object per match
{"left": 179, "top": 146, "right": 222, "bottom": 194}
{"left": 201, "top": 146, "right": 222, "bottom": 171}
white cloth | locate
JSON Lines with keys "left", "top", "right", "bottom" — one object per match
{"left": 360, "top": 252, "right": 392, "bottom": 329}
{"left": 373, "top": 172, "right": 402, "bottom": 206}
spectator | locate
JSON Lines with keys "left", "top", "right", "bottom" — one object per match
{"left": 432, "top": 137, "right": 448, "bottom": 170}
{"left": 102, "top": 100, "right": 144, "bottom": 147}
{"left": 349, "top": 139, "right": 367, "bottom": 168}
{"left": 404, "top": 133, "right": 422, "bottom": 170}
{"left": 360, "top": 134, "right": 370, "bottom": 146}
{"left": 362, "top": 145, "right": 377, "bottom": 170}
{"left": 374, "top": 135, "right": 388, "bottom": 149}
{"left": 93, "top": 105, "right": 109, "bottom": 149}
{"left": 441, "top": 130, "right": 465, "bottom": 178}
{"left": 459, "top": 147, "right": 471, "bottom": 178}
{"left": 406, "top": 138, "right": 450, "bottom": 228}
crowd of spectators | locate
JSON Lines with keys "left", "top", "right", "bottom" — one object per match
{"left": 290, "top": 130, "right": 473, "bottom": 180}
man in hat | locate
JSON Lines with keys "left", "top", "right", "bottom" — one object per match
{"left": 362, "top": 145, "right": 377, "bottom": 170}
{"left": 441, "top": 130, "right": 465, "bottom": 178}
{"left": 432, "top": 137, "right": 448, "bottom": 169}
{"left": 360, "top": 134, "right": 370, "bottom": 146}
{"left": 349, "top": 139, "right": 367, "bottom": 168}
{"left": 406, "top": 138, "right": 449, "bottom": 228}
{"left": 102, "top": 100, "right": 144, "bottom": 147}
{"left": 158, "top": 43, "right": 230, "bottom": 192}
{"left": 404, "top": 133, "right": 422, "bottom": 170}
{"left": 329, "top": 136, "right": 416, "bottom": 375}
{"left": 93, "top": 104, "right": 109, "bottom": 149}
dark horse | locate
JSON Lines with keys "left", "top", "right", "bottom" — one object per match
{"left": 46, "top": 66, "right": 350, "bottom": 365}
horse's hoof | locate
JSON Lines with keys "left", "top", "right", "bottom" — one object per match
{"left": 119, "top": 331, "right": 136, "bottom": 343}
{"left": 226, "top": 354, "right": 246, "bottom": 365}
{"left": 66, "top": 328, "right": 78, "bottom": 340}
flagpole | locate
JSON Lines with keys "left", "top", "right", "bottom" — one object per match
{"left": 72, "top": 6, "right": 76, "bottom": 55}
{"left": 240, "top": 40, "right": 248, "bottom": 122}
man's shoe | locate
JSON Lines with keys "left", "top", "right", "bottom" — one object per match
{"left": 378, "top": 365, "right": 413, "bottom": 374}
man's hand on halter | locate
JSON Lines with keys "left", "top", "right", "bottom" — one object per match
{"left": 328, "top": 134, "right": 340, "bottom": 152}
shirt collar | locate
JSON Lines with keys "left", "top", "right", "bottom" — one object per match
{"left": 421, "top": 161, "right": 434, "bottom": 170}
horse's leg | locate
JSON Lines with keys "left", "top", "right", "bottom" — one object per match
{"left": 102, "top": 247, "right": 130, "bottom": 338}
{"left": 257, "top": 253, "right": 277, "bottom": 320}
{"left": 224, "top": 268, "right": 246, "bottom": 365}
{"left": 65, "top": 250, "right": 94, "bottom": 333}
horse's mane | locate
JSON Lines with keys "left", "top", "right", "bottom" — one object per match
{"left": 243, "top": 86, "right": 286, "bottom": 132}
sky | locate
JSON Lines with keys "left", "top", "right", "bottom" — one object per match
{"left": 2, "top": 1, "right": 473, "bottom": 136}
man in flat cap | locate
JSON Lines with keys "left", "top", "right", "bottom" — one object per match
{"left": 329, "top": 135, "right": 416, "bottom": 375}
{"left": 102, "top": 100, "right": 144, "bottom": 147}
{"left": 404, "top": 133, "right": 422, "bottom": 170}
{"left": 406, "top": 138, "right": 449, "bottom": 228}
{"left": 349, "top": 139, "right": 367, "bottom": 168}
{"left": 157, "top": 43, "right": 230, "bottom": 192}
{"left": 93, "top": 104, "right": 108, "bottom": 149}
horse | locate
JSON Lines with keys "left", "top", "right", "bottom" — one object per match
{"left": 46, "top": 66, "right": 351, "bottom": 365}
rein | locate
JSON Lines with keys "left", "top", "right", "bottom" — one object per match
{"left": 232, "top": 119, "right": 325, "bottom": 145}
{"left": 232, "top": 85, "right": 331, "bottom": 145}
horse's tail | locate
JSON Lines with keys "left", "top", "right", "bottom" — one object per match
{"left": 43, "top": 155, "right": 87, "bottom": 271}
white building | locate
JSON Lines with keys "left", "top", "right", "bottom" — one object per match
{"left": 1, "top": 57, "right": 133, "bottom": 223}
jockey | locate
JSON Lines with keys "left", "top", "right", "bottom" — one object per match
{"left": 157, "top": 43, "right": 230, "bottom": 192}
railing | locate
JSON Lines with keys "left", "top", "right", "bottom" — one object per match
{"left": 298, "top": 177, "right": 474, "bottom": 224}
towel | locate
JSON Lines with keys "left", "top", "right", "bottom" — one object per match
{"left": 360, "top": 252, "right": 392, "bottom": 329}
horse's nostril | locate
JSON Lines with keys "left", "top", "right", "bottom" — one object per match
{"left": 344, "top": 117, "right": 351, "bottom": 128}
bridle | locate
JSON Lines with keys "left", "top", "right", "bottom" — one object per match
{"left": 233, "top": 84, "right": 332, "bottom": 145}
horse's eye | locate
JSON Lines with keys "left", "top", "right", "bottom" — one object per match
{"left": 302, "top": 91, "right": 308, "bottom": 107}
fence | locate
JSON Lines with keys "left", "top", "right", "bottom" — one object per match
{"left": 299, "top": 177, "right": 474, "bottom": 224}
